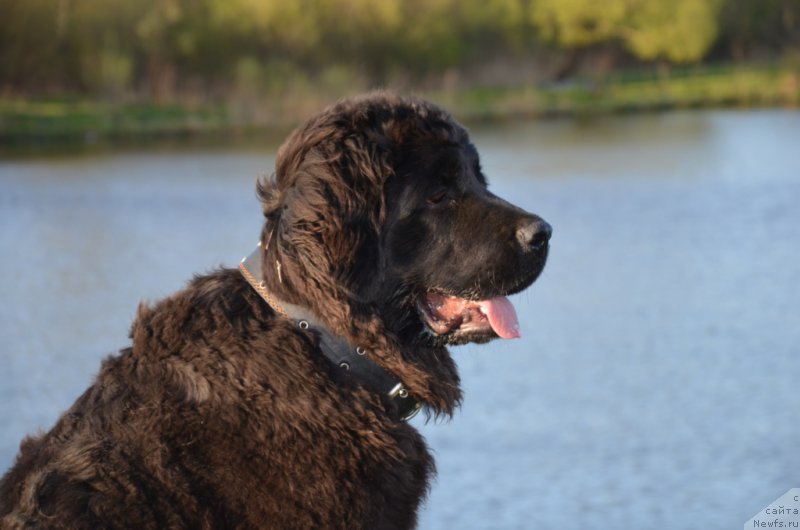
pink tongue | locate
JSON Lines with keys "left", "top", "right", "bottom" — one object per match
{"left": 478, "top": 296, "right": 521, "bottom": 339}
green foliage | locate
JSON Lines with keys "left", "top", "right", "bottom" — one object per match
{"left": 625, "top": 0, "right": 724, "bottom": 62}
{"left": 531, "top": 0, "right": 628, "bottom": 48}
{"left": 0, "top": 0, "right": 796, "bottom": 99}
{"left": 530, "top": 0, "right": 725, "bottom": 63}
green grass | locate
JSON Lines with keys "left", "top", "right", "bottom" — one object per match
{"left": 447, "top": 63, "right": 799, "bottom": 120}
{"left": 1, "top": 63, "right": 798, "bottom": 146}
{"left": 0, "top": 99, "right": 232, "bottom": 142}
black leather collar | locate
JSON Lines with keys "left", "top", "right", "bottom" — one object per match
{"left": 239, "top": 244, "right": 422, "bottom": 421}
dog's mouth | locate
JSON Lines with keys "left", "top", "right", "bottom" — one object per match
{"left": 416, "top": 292, "right": 521, "bottom": 340}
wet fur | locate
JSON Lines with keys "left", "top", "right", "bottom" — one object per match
{"left": 0, "top": 93, "right": 547, "bottom": 529}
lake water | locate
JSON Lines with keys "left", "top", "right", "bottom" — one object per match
{"left": 1, "top": 110, "right": 799, "bottom": 529}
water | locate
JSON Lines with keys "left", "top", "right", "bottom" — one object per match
{"left": 1, "top": 110, "right": 799, "bottom": 529}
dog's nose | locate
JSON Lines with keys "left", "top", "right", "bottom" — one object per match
{"left": 516, "top": 219, "right": 552, "bottom": 251}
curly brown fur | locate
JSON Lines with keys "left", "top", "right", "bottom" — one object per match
{"left": 0, "top": 92, "right": 550, "bottom": 529}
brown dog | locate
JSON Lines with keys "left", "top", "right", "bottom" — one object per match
{"left": 0, "top": 93, "right": 550, "bottom": 529}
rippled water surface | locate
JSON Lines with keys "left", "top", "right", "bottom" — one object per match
{"left": 1, "top": 110, "right": 799, "bottom": 529}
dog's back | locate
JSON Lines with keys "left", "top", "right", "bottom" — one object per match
{"left": 0, "top": 270, "right": 431, "bottom": 529}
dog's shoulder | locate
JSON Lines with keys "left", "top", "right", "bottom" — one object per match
{"left": 1, "top": 269, "right": 434, "bottom": 529}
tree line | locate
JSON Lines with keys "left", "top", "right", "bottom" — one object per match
{"left": 1, "top": 0, "right": 797, "bottom": 100}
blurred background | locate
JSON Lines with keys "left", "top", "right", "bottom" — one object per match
{"left": 0, "top": 0, "right": 799, "bottom": 141}
{"left": 1, "top": 1, "right": 799, "bottom": 529}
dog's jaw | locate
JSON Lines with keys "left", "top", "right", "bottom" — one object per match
{"left": 416, "top": 293, "right": 521, "bottom": 340}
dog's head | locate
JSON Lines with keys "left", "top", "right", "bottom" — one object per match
{"left": 257, "top": 92, "right": 550, "bottom": 415}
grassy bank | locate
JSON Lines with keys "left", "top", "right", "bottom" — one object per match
{"left": 1, "top": 64, "right": 798, "bottom": 146}
{"left": 440, "top": 63, "right": 800, "bottom": 121}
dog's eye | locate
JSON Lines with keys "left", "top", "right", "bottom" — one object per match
{"left": 427, "top": 190, "right": 448, "bottom": 205}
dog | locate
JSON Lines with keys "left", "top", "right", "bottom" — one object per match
{"left": 0, "top": 92, "right": 550, "bottom": 529}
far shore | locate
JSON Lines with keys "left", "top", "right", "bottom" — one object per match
{"left": 1, "top": 63, "right": 797, "bottom": 150}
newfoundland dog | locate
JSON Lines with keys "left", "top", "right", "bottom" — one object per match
{"left": 0, "top": 92, "right": 550, "bottom": 529}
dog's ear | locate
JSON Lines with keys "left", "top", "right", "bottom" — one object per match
{"left": 257, "top": 110, "right": 394, "bottom": 321}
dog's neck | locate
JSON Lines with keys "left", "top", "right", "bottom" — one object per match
{"left": 239, "top": 244, "right": 421, "bottom": 422}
